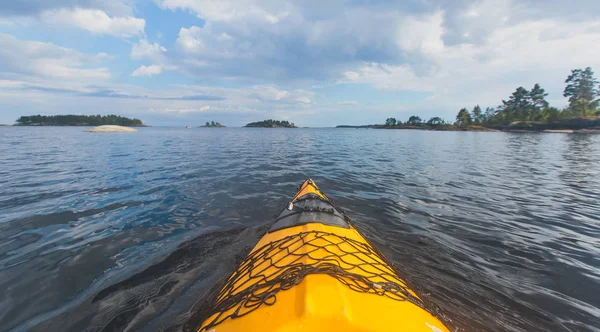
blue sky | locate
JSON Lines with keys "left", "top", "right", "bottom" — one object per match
{"left": 0, "top": 0, "right": 599, "bottom": 127}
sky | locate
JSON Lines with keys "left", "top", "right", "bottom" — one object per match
{"left": 0, "top": 0, "right": 599, "bottom": 127}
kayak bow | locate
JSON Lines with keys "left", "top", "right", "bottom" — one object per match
{"left": 199, "top": 179, "right": 450, "bottom": 332}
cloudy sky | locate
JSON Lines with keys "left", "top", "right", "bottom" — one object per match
{"left": 0, "top": 0, "right": 599, "bottom": 126}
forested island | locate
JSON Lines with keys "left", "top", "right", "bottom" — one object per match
{"left": 201, "top": 121, "right": 226, "bottom": 128}
{"left": 15, "top": 115, "right": 145, "bottom": 127}
{"left": 343, "top": 67, "right": 600, "bottom": 133}
{"left": 336, "top": 125, "right": 378, "bottom": 129}
{"left": 245, "top": 120, "right": 297, "bottom": 128}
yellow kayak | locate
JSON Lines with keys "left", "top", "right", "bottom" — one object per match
{"left": 198, "top": 179, "right": 450, "bottom": 332}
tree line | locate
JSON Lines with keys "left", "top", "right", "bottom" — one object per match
{"left": 382, "top": 67, "right": 600, "bottom": 128}
{"left": 244, "top": 119, "right": 296, "bottom": 128}
{"left": 455, "top": 67, "right": 600, "bottom": 127}
{"left": 385, "top": 115, "right": 448, "bottom": 127}
{"left": 15, "top": 114, "right": 144, "bottom": 126}
{"left": 203, "top": 121, "right": 225, "bottom": 127}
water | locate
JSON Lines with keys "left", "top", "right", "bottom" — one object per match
{"left": 1, "top": 127, "right": 599, "bottom": 332}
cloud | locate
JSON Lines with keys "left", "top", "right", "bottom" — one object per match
{"left": 131, "top": 39, "right": 167, "bottom": 61}
{"left": 218, "top": 33, "right": 233, "bottom": 41}
{"left": 153, "top": 106, "right": 211, "bottom": 113}
{"left": 296, "top": 96, "right": 311, "bottom": 103}
{"left": 338, "top": 16, "right": 600, "bottom": 109}
{"left": 0, "top": 78, "right": 313, "bottom": 109}
{"left": 162, "top": 3, "right": 412, "bottom": 82}
{"left": 131, "top": 65, "right": 162, "bottom": 77}
{"left": 40, "top": 8, "right": 144, "bottom": 37}
{"left": 0, "top": 33, "right": 111, "bottom": 80}
{"left": 0, "top": 75, "right": 320, "bottom": 125}
{"left": 158, "top": 0, "right": 287, "bottom": 23}
{"left": 176, "top": 26, "right": 205, "bottom": 53}
{"left": 0, "top": 0, "right": 135, "bottom": 17}
{"left": 243, "top": 85, "right": 315, "bottom": 105}
{"left": 175, "top": 95, "right": 224, "bottom": 101}
{"left": 152, "top": 0, "right": 600, "bottom": 88}
{"left": 147, "top": 1, "right": 452, "bottom": 82}
{"left": 0, "top": 79, "right": 228, "bottom": 101}
{"left": 2, "top": 0, "right": 600, "bottom": 126}
{"left": 130, "top": 40, "right": 174, "bottom": 77}
{"left": 396, "top": 10, "right": 444, "bottom": 55}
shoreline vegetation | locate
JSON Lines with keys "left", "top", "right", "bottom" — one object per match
{"left": 200, "top": 121, "right": 226, "bottom": 128}
{"left": 245, "top": 119, "right": 297, "bottom": 128}
{"left": 14, "top": 115, "right": 145, "bottom": 127}
{"left": 338, "top": 67, "right": 600, "bottom": 133}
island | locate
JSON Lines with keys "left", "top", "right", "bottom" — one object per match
{"left": 341, "top": 66, "right": 600, "bottom": 133}
{"left": 201, "top": 121, "right": 226, "bottom": 128}
{"left": 14, "top": 114, "right": 145, "bottom": 127}
{"left": 336, "top": 125, "right": 377, "bottom": 129}
{"left": 244, "top": 119, "right": 297, "bottom": 128}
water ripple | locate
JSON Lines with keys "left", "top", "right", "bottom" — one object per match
{"left": 0, "top": 127, "right": 599, "bottom": 331}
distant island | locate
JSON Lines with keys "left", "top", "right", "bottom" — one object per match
{"left": 14, "top": 114, "right": 145, "bottom": 127}
{"left": 339, "top": 66, "right": 600, "bottom": 133}
{"left": 245, "top": 119, "right": 297, "bottom": 128}
{"left": 337, "top": 117, "right": 497, "bottom": 132}
{"left": 201, "top": 121, "right": 226, "bottom": 128}
{"left": 336, "top": 125, "right": 377, "bottom": 129}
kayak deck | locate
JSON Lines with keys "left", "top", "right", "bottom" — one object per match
{"left": 198, "top": 179, "right": 449, "bottom": 332}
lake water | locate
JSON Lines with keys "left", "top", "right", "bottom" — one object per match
{"left": 0, "top": 127, "right": 599, "bottom": 332}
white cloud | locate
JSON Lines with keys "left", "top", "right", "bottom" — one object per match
{"left": 245, "top": 85, "right": 290, "bottom": 101}
{"left": 218, "top": 32, "right": 233, "bottom": 41}
{"left": 0, "top": 33, "right": 111, "bottom": 80}
{"left": 342, "top": 63, "right": 436, "bottom": 92}
{"left": 131, "top": 39, "right": 167, "bottom": 60}
{"left": 466, "top": 9, "right": 479, "bottom": 18}
{"left": 154, "top": 0, "right": 600, "bottom": 89}
{"left": 153, "top": 106, "right": 211, "bottom": 113}
{"left": 158, "top": 0, "right": 287, "bottom": 24}
{"left": 176, "top": 26, "right": 204, "bottom": 53}
{"left": 164, "top": 3, "right": 407, "bottom": 81}
{"left": 396, "top": 11, "right": 445, "bottom": 55}
{"left": 40, "top": 8, "right": 144, "bottom": 37}
{"left": 342, "top": 16, "right": 600, "bottom": 109}
{"left": 2, "top": 0, "right": 600, "bottom": 126}
{"left": 242, "top": 85, "right": 315, "bottom": 105}
{"left": 131, "top": 65, "right": 162, "bottom": 77}
{"left": 0, "top": 71, "right": 319, "bottom": 124}
{"left": 129, "top": 39, "right": 176, "bottom": 75}
{"left": 343, "top": 71, "right": 360, "bottom": 81}
{"left": 337, "top": 101, "right": 359, "bottom": 105}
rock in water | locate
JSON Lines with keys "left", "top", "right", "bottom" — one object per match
{"left": 543, "top": 129, "right": 574, "bottom": 133}
{"left": 85, "top": 125, "right": 138, "bottom": 133}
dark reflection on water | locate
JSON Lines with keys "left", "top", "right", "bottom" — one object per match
{"left": 0, "top": 127, "right": 599, "bottom": 332}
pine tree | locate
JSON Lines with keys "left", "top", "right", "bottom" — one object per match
{"left": 529, "top": 84, "right": 549, "bottom": 120}
{"left": 472, "top": 105, "right": 482, "bottom": 124}
{"left": 455, "top": 108, "right": 472, "bottom": 127}
{"left": 564, "top": 67, "right": 600, "bottom": 116}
